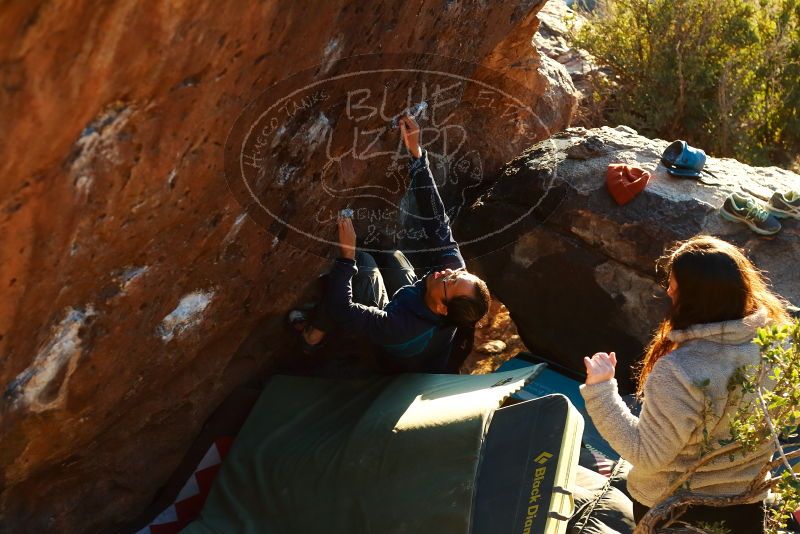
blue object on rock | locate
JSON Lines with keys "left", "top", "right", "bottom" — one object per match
{"left": 661, "top": 140, "right": 707, "bottom": 178}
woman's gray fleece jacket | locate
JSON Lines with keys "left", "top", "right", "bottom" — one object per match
{"left": 580, "top": 308, "right": 774, "bottom": 507}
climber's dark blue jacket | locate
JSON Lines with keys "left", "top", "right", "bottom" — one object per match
{"left": 325, "top": 149, "right": 465, "bottom": 372}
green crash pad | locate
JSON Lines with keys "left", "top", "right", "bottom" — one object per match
{"left": 183, "top": 366, "right": 543, "bottom": 534}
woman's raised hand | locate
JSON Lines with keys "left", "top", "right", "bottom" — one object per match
{"left": 583, "top": 351, "right": 617, "bottom": 385}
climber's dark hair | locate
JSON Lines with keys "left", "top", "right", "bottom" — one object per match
{"left": 445, "top": 278, "right": 491, "bottom": 328}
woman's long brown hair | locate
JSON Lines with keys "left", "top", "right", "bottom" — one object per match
{"left": 636, "top": 235, "right": 790, "bottom": 397}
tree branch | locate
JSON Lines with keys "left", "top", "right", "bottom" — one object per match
{"left": 747, "top": 447, "right": 800, "bottom": 493}
{"left": 755, "top": 382, "right": 797, "bottom": 479}
{"left": 655, "top": 440, "right": 744, "bottom": 501}
{"left": 635, "top": 489, "right": 770, "bottom": 534}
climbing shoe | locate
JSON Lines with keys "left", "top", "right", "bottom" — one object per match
{"left": 720, "top": 192, "right": 782, "bottom": 235}
{"left": 287, "top": 304, "right": 327, "bottom": 355}
{"left": 768, "top": 191, "right": 800, "bottom": 219}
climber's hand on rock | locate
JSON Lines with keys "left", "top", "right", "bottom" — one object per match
{"left": 583, "top": 351, "right": 616, "bottom": 385}
{"left": 400, "top": 116, "right": 422, "bottom": 159}
{"left": 337, "top": 215, "right": 357, "bottom": 260}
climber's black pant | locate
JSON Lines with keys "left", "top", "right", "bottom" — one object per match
{"left": 311, "top": 249, "right": 473, "bottom": 373}
{"left": 311, "top": 250, "right": 416, "bottom": 332}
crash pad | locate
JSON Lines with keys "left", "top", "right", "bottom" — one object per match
{"left": 183, "top": 366, "right": 543, "bottom": 534}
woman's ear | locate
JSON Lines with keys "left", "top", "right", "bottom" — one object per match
{"left": 667, "top": 274, "right": 679, "bottom": 305}
{"left": 435, "top": 301, "right": 449, "bottom": 316}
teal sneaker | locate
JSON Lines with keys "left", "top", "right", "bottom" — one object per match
{"left": 768, "top": 191, "right": 800, "bottom": 219}
{"left": 720, "top": 192, "right": 782, "bottom": 235}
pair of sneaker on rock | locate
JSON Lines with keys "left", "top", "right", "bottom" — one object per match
{"left": 721, "top": 191, "right": 800, "bottom": 235}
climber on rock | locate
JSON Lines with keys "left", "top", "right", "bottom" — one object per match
{"left": 292, "top": 115, "right": 490, "bottom": 373}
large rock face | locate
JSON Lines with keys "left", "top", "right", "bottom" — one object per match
{"left": 458, "top": 126, "right": 800, "bottom": 392}
{"left": 533, "top": 0, "right": 603, "bottom": 124}
{"left": 0, "top": 1, "right": 578, "bottom": 531}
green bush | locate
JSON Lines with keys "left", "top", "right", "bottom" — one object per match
{"left": 571, "top": 0, "right": 800, "bottom": 170}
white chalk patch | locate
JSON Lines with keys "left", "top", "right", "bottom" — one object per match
{"left": 276, "top": 164, "right": 298, "bottom": 186}
{"left": 5, "top": 306, "right": 96, "bottom": 412}
{"left": 166, "top": 168, "right": 178, "bottom": 189}
{"left": 304, "top": 112, "right": 331, "bottom": 151}
{"left": 223, "top": 213, "right": 248, "bottom": 244}
{"left": 70, "top": 107, "right": 134, "bottom": 189}
{"left": 324, "top": 36, "right": 340, "bottom": 57}
{"left": 157, "top": 290, "right": 215, "bottom": 342}
{"left": 320, "top": 36, "right": 343, "bottom": 74}
{"left": 74, "top": 175, "right": 93, "bottom": 198}
{"left": 118, "top": 265, "right": 149, "bottom": 290}
{"left": 271, "top": 236, "right": 280, "bottom": 248}
{"left": 271, "top": 124, "right": 288, "bottom": 149}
